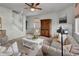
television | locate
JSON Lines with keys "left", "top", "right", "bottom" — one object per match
{"left": 59, "top": 16, "right": 67, "bottom": 23}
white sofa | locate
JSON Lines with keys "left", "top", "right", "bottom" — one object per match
{"left": 42, "top": 35, "right": 79, "bottom": 56}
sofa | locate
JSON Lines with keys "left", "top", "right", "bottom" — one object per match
{"left": 42, "top": 35, "right": 79, "bottom": 56}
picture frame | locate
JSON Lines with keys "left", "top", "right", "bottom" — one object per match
{"left": 59, "top": 16, "right": 67, "bottom": 24}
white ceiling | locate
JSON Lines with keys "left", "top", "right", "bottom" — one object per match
{"left": 0, "top": 3, "right": 73, "bottom": 16}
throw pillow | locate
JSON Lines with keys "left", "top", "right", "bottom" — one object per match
{"left": 64, "top": 38, "right": 71, "bottom": 45}
{"left": 64, "top": 44, "right": 72, "bottom": 52}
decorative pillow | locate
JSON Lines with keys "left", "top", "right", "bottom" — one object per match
{"left": 0, "top": 46, "right": 6, "bottom": 53}
{"left": 64, "top": 38, "right": 71, "bottom": 45}
{"left": 67, "top": 35, "right": 78, "bottom": 45}
{"left": 56, "top": 34, "right": 69, "bottom": 45}
{"left": 57, "top": 34, "right": 67, "bottom": 43}
{"left": 64, "top": 44, "right": 72, "bottom": 52}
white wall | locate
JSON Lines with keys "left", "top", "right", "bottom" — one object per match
{"left": 73, "top": 33, "right": 79, "bottom": 43}
{"left": 0, "top": 6, "right": 26, "bottom": 40}
{"left": 58, "top": 6, "right": 74, "bottom": 35}
{"left": 27, "top": 6, "right": 74, "bottom": 37}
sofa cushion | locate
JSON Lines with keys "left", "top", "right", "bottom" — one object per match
{"left": 64, "top": 38, "right": 71, "bottom": 45}
{"left": 64, "top": 44, "right": 72, "bottom": 52}
{"left": 41, "top": 36, "right": 53, "bottom": 46}
{"left": 47, "top": 46, "right": 61, "bottom": 56}
{"left": 51, "top": 41, "right": 61, "bottom": 49}
{"left": 67, "top": 35, "right": 78, "bottom": 46}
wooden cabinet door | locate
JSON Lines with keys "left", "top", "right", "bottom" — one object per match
{"left": 40, "top": 19, "right": 51, "bottom": 37}
{"left": 41, "top": 29, "right": 49, "bottom": 37}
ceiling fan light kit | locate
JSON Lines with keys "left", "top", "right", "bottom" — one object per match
{"left": 30, "top": 8, "right": 35, "bottom": 11}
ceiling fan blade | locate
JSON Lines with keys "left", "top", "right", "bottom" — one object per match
{"left": 25, "top": 3, "right": 32, "bottom": 7}
{"left": 24, "top": 3, "right": 42, "bottom": 11}
{"left": 35, "top": 8, "right": 42, "bottom": 10}
{"left": 75, "top": 3, "right": 78, "bottom": 7}
{"left": 35, "top": 3, "right": 40, "bottom": 6}
{"left": 31, "top": 3, "right": 34, "bottom": 6}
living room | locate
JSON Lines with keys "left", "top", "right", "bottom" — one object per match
{"left": 0, "top": 3, "right": 79, "bottom": 56}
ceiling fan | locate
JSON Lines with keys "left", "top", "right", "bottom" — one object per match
{"left": 24, "top": 3, "right": 42, "bottom": 11}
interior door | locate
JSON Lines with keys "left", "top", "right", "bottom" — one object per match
{"left": 40, "top": 19, "right": 51, "bottom": 37}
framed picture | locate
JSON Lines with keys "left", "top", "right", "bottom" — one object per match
{"left": 59, "top": 16, "right": 67, "bottom": 24}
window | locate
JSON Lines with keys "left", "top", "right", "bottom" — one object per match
{"left": 75, "top": 17, "right": 79, "bottom": 34}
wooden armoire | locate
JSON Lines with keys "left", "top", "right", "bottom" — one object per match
{"left": 40, "top": 19, "right": 51, "bottom": 37}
